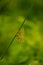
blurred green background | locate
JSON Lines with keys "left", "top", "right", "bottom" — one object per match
{"left": 0, "top": 0, "right": 43, "bottom": 65}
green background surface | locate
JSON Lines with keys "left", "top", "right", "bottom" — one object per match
{"left": 0, "top": 0, "right": 43, "bottom": 65}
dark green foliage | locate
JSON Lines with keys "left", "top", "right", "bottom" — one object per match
{"left": 0, "top": 0, "right": 43, "bottom": 65}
